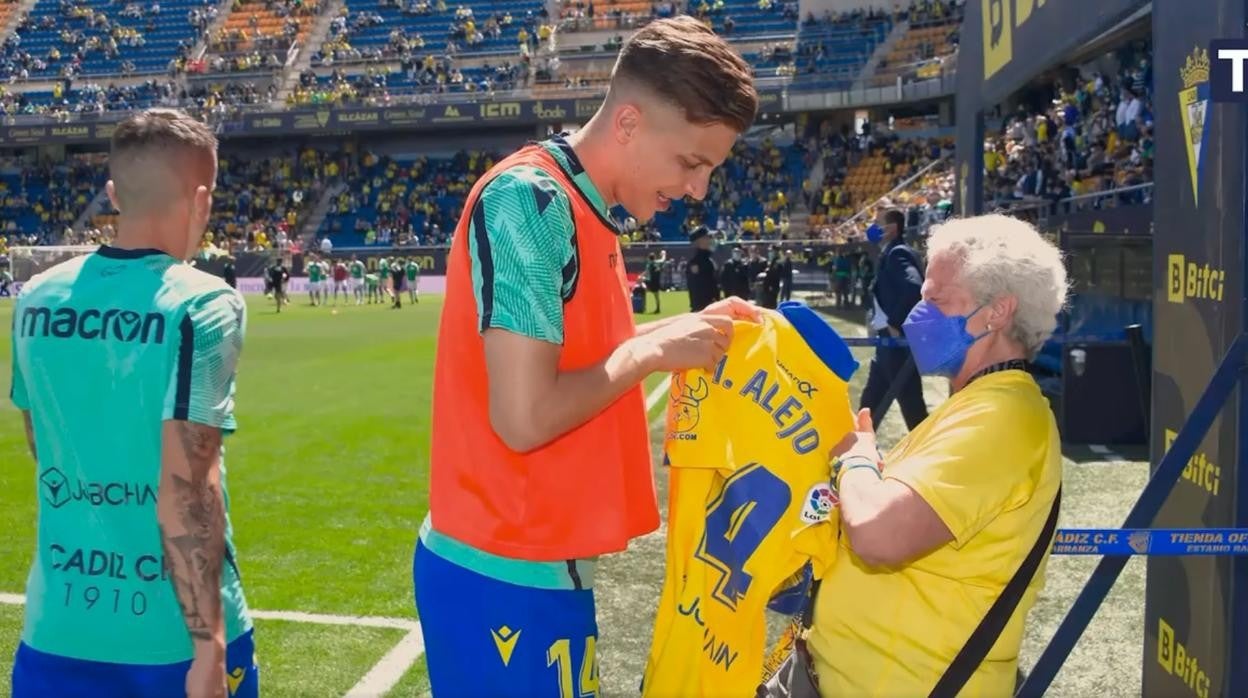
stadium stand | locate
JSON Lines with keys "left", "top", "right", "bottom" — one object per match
{"left": 986, "top": 40, "right": 1154, "bottom": 212}
{"left": 84, "top": 147, "right": 340, "bottom": 253}
{"left": 867, "top": 5, "right": 960, "bottom": 87}
{"left": 318, "top": 149, "right": 496, "bottom": 247}
{"left": 6, "top": 79, "right": 177, "bottom": 114}
{"left": 0, "top": 154, "right": 108, "bottom": 245}
{"left": 210, "top": 147, "right": 339, "bottom": 249}
{"left": 0, "top": 0, "right": 215, "bottom": 80}
{"left": 642, "top": 136, "right": 808, "bottom": 242}
{"left": 0, "top": 76, "right": 272, "bottom": 117}
{"left": 204, "top": 0, "right": 321, "bottom": 73}
{"left": 290, "top": 57, "right": 525, "bottom": 104}
{"left": 0, "top": 0, "right": 1024, "bottom": 251}
{"left": 308, "top": 0, "right": 548, "bottom": 65}
{"left": 556, "top": 0, "right": 676, "bottom": 33}
{"left": 685, "top": 0, "right": 799, "bottom": 38}
{"left": 791, "top": 8, "right": 891, "bottom": 91}
{"left": 802, "top": 118, "right": 951, "bottom": 237}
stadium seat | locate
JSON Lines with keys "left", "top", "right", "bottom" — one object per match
{"left": 1, "top": 0, "right": 212, "bottom": 79}
{"left": 308, "top": 0, "right": 547, "bottom": 61}
{"left": 319, "top": 151, "right": 497, "bottom": 246}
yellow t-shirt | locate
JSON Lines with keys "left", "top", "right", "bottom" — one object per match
{"left": 808, "top": 370, "right": 1062, "bottom": 698}
{"left": 644, "top": 305, "right": 858, "bottom": 697}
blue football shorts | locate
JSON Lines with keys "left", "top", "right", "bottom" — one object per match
{"left": 12, "top": 629, "right": 258, "bottom": 698}
{"left": 414, "top": 540, "right": 600, "bottom": 698}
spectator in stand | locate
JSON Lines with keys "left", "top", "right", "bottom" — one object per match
{"left": 978, "top": 40, "right": 1155, "bottom": 214}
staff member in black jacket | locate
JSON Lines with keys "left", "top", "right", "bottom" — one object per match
{"left": 719, "top": 245, "right": 751, "bottom": 300}
{"left": 860, "top": 209, "right": 928, "bottom": 430}
{"left": 759, "top": 245, "right": 783, "bottom": 309}
{"left": 746, "top": 245, "right": 767, "bottom": 304}
{"left": 685, "top": 225, "right": 720, "bottom": 312}
{"left": 779, "top": 248, "right": 795, "bottom": 302}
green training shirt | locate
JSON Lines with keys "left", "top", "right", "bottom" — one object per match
{"left": 9, "top": 246, "right": 252, "bottom": 664}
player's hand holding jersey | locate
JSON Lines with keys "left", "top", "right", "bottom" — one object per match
{"left": 643, "top": 302, "right": 858, "bottom": 696}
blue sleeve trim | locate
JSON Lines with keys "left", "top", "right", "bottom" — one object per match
{"left": 778, "top": 301, "right": 860, "bottom": 383}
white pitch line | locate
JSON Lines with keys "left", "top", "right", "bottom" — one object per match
{"left": 345, "top": 627, "right": 426, "bottom": 698}
{"left": 0, "top": 592, "right": 417, "bottom": 632}
{"left": 646, "top": 375, "right": 672, "bottom": 412}
{"left": 250, "top": 609, "right": 418, "bottom": 631}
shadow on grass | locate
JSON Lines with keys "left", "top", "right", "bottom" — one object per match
{"left": 1062, "top": 442, "right": 1150, "bottom": 465}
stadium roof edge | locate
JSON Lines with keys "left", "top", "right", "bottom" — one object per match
{"left": 1063, "top": 2, "right": 1152, "bottom": 69}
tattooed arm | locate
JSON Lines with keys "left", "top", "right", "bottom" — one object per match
{"left": 22, "top": 411, "right": 35, "bottom": 462}
{"left": 156, "top": 288, "right": 246, "bottom": 698}
{"left": 159, "top": 419, "right": 226, "bottom": 694}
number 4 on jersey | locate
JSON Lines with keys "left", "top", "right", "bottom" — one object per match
{"left": 694, "top": 464, "right": 791, "bottom": 610}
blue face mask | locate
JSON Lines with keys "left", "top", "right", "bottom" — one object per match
{"left": 901, "top": 300, "right": 991, "bottom": 377}
{"left": 866, "top": 223, "right": 884, "bottom": 244}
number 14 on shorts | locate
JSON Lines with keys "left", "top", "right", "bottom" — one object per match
{"left": 547, "top": 636, "right": 599, "bottom": 698}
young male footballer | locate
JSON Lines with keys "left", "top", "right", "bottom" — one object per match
{"left": 418, "top": 16, "right": 761, "bottom": 697}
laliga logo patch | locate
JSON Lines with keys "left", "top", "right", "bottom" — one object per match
{"left": 800, "top": 484, "right": 837, "bottom": 524}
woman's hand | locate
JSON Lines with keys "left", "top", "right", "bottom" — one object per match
{"left": 830, "top": 408, "right": 881, "bottom": 466}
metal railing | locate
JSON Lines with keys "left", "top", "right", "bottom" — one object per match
{"left": 832, "top": 153, "right": 951, "bottom": 235}
{"left": 0, "top": 64, "right": 958, "bottom": 127}
{"left": 988, "top": 182, "right": 1154, "bottom": 226}
{"left": 785, "top": 68, "right": 955, "bottom": 102}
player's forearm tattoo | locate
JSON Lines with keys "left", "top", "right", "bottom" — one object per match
{"left": 22, "top": 411, "right": 36, "bottom": 461}
{"left": 160, "top": 421, "right": 225, "bottom": 644}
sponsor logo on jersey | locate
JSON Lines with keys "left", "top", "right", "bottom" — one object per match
{"left": 669, "top": 374, "right": 710, "bottom": 435}
{"left": 39, "top": 467, "right": 157, "bottom": 509}
{"left": 19, "top": 306, "right": 166, "bottom": 344}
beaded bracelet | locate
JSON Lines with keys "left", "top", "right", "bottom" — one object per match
{"left": 831, "top": 454, "right": 880, "bottom": 495}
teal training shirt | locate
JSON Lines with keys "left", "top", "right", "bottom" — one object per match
{"left": 8, "top": 245, "right": 252, "bottom": 664}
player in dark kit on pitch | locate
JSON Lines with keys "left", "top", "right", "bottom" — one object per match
{"left": 390, "top": 262, "right": 406, "bottom": 309}
{"left": 268, "top": 258, "right": 290, "bottom": 313}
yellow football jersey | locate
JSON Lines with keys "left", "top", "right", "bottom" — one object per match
{"left": 642, "top": 303, "right": 859, "bottom": 698}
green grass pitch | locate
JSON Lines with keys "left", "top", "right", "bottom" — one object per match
{"left": 0, "top": 291, "right": 1148, "bottom": 696}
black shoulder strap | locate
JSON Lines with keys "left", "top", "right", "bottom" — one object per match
{"left": 929, "top": 488, "right": 1062, "bottom": 698}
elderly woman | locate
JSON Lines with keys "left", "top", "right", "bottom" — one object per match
{"left": 807, "top": 214, "right": 1068, "bottom": 696}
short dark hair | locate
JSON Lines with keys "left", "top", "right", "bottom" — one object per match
{"left": 883, "top": 209, "right": 906, "bottom": 231}
{"left": 110, "top": 108, "right": 217, "bottom": 171}
{"left": 611, "top": 16, "right": 758, "bottom": 132}
{"left": 109, "top": 108, "right": 217, "bottom": 205}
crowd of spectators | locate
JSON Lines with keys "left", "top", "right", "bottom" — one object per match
{"left": 323, "top": 149, "right": 498, "bottom": 246}
{"left": 0, "top": 154, "right": 107, "bottom": 246}
{"left": 0, "top": 0, "right": 215, "bottom": 82}
{"left": 557, "top": 0, "right": 677, "bottom": 33}
{"left": 203, "top": 0, "right": 324, "bottom": 73}
{"left": 288, "top": 54, "right": 527, "bottom": 107}
{"left": 797, "top": 115, "right": 953, "bottom": 242}
{"left": 0, "top": 77, "right": 272, "bottom": 121}
{"left": 311, "top": 3, "right": 550, "bottom": 67}
{"left": 206, "top": 147, "right": 344, "bottom": 251}
{"left": 985, "top": 40, "right": 1154, "bottom": 213}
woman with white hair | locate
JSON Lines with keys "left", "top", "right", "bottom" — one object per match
{"left": 804, "top": 214, "right": 1069, "bottom": 696}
